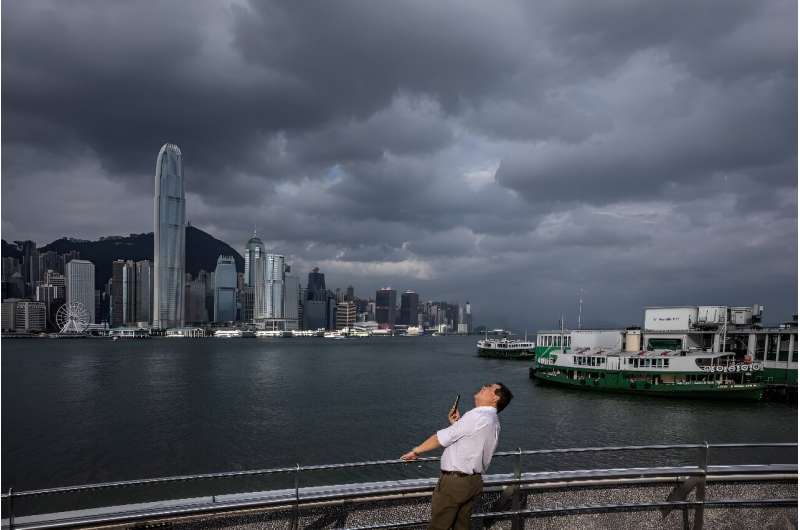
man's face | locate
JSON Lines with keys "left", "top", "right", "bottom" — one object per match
{"left": 474, "top": 383, "right": 501, "bottom": 407}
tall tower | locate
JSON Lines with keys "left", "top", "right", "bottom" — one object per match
{"left": 244, "top": 232, "right": 264, "bottom": 286}
{"left": 213, "top": 255, "right": 237, "bottom": 322}
{"left": 153, "top": 143, "right": 185, "bottom": 329}
{"left": 65, "top": 259, "right": 95, "bottom": 324}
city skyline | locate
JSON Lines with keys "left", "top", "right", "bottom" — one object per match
{"left": 2, "top": 1, "right": 796, "bottom": 331}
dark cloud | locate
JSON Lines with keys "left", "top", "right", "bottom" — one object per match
{"left": 2, "top": 0, "right": 796, "bottom": 328}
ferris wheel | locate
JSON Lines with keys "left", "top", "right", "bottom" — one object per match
{"left": 56, "top": 301, "right": 90, "bottom": 334}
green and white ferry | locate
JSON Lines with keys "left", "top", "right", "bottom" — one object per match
{"left": 531, "top": 305, "right": 797, "bottom": 393}
{"left": 477, "top": 337, "right": 535, "bottom": 359}
{"left": 532, "top": 348, "right": 765, "bottom": 400}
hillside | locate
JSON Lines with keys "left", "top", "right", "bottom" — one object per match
{"left": 5, "top": 226, "right": 244, "bottom": 288}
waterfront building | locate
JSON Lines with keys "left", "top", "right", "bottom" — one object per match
{"left": 307, "top": 267, "right": 326, "bottom": 298}
{"left": 284, "top": 274, "right": 301, "bottom": 322}
{"left": 14, "top": 300, "right": 46, "bottom": 332}
{"left": 153, "top": 143, "right": 185, "bottom": 329}
{"left": 238, "top": 286, "right": 254, "bottom": 322}
{"left": 265, "top": 254, "right": 285, "bottom": 319}
{"left": 185, "top": 273, "right": 210, "bottom": 324}
{"left": 399, "top": 290, "right": 419, "bottom": 326}
{"left": 214, "top": 255, "right": 237, "bottom": 322}
{"left": 302, "top": 267, "right": 336, "bottom": 330}
{"left": 336, "top": 301, "right": 356, "bottom": 330}
{"left": 346, "top": 286, "right": 355, "bottom": 302}
{"left": 135, "top": 260, "right": 152, "bottom": 324}
{"left": 1, "top": 300, "right": 18, "bottom": 331}
{"left": 66, "top": 260, "right": 95, "bottom": 324}
{"left": 375, "top": 287, "right": 397, "bottom": 327}
{"left": 35, "top": 284, "right": 58, "bottom": 327}
{"left": 111, "top": 260, "right": 137, "bottom": 327}
{"left": 243, "top": 232, "right": 264, "bottom": 287}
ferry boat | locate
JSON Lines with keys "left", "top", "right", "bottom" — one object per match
{"left": 477, "top": 337, "right": 535, "bottom": 359}
{"left": 531, "top": 348, "right": 765, "bottom": 400}
{"left": 532, "top": 305, "right": 797, "bottom": 389}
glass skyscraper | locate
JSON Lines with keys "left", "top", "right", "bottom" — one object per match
{"left": 153, "top": 143, "right": 185, "bottom": 329}
{"left": 244, "top": 233, "right": 264, "bottom": 287}
{"left": 214, "top": 255, "right": 237, "bottom": 322}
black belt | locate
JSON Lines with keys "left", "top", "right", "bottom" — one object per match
{"left": 441, "top": 470, "right": 479, "bottom": 477}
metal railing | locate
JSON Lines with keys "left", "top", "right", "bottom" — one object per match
{"left": 2, "top": 442, "right": 796, "bottom": 530}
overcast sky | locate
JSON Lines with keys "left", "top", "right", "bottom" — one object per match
{"left": 2, "top": 1, "right": 797, "bottom": 329}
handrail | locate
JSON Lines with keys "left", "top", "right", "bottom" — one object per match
{"left": 2, "top": 442, "right": 795, "bottom": 500}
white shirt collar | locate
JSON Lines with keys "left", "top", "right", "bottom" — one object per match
{"left": 473, "top": 406, "right": 498, "bottom": 414}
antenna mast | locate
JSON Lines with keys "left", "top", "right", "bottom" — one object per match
{"left": 578, "top": 288, "right": 584, "bottom": 330}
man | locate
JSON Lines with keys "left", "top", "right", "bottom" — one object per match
{"left": 401, "top": 383, "right": 513, "bottom": 530}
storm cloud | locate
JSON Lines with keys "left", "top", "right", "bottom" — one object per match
{"left": 2, "top": 0, "right": 796, "bottom": 329}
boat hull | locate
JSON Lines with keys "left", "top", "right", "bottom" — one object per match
{"left": 530, "top": 368, "right": 764, "bottom": 401}
{"left": 477, "top": 347, "right": 535, "bottom": 360}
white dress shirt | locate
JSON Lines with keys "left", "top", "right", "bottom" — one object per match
{"left": 436, "top": 406, "right": 500, "bottom": 474}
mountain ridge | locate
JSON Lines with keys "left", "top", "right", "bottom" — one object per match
{"left": 3, "top": 226, "right": 244, "bottom": 289}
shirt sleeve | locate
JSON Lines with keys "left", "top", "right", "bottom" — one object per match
{"left": 436, "top": 413, "right": 474, "bottom": 447}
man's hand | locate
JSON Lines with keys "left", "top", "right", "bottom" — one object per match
{"left": 401, "top": 450, "right": 418, "bottom": 461}
{"left": 448, "top": 408, "right": 461, "bottom": 425}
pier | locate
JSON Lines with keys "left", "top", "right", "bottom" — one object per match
{"left": 2, "top": 442, "right": 796, "bottom": 529}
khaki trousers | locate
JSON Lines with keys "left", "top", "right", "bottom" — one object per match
{"left": 429, "top": 472, "right": 483, "bottom": 530}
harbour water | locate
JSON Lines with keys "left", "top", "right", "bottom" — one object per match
{"left": 2, "top": 336, "right": 797, "bottom": 492}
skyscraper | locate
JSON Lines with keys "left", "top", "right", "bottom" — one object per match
{"left": 135, "top": 260, "right": 152, "bottom": 324}
{"left": 254, "top": 253, "right": 285, "bottom": 320}
{"left": 375, "top": 287, "right": 397, "bottom": 327}
{"left": 400, "top": 290, "right": 419, "bottom": 326}
{"left": 65, "top": 259, "right": 95, "bottom": 324}
{"left": 304, "top": 267, "right": 329, "bottom": 330}
{"left": 266, "top": 254, "right": 285, "bottom": 319}
{"left": 284, "top": 273, "right": 301, "bottom": 322}
{"left": 214, "top": 255, "right": 237, "bottom": 322}
{"left": 243, "top": 232, "right": 264, "bottom": 287}
{"left": 111, "top": 260, "right": 136, "bottom": 327}
{"left": 153, "top": 143, "right": 185, "bottom": 329}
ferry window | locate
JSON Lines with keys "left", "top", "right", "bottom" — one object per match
{"left": 664, "top": 359, "right": 670, "bottom": 368}
{"left": 779, "top": 335, "right": 791, "bottom": 362}
{"left": 767, "top": 335, "right": 779, "bottom": 361}
{"left": 632, "top": 359, "right": 638, "bottom": 368}
{"left": 755, "top": 335, "right": 766, "bottom": 361}
{"left": 656, "top": 359, "right": 662, "bottom": 368}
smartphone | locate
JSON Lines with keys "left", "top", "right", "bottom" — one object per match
{"left": 450, "top": 394, "right": 460, "bottom": 413}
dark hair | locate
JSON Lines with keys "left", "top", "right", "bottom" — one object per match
{"left": 493, "top": 382, "right": 513, "bottom": 413}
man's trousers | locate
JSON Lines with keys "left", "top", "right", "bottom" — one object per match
{"left": 429, "top": 472, "right": 483, "bottom": 530}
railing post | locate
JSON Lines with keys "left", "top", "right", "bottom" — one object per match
{"left": 8, "top": 488, "right": 13, "bottom": 530}
{"left": 511, "top": 448, "right": 522, "bottom": 530}
{"left": 291, "top": 463, "right": 301, "bottom": 530}
{"left": 694, "top": 441, "right": 709, "bottom": 530}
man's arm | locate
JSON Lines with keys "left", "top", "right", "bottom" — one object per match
{"left": 400, "top": 433, "right": 442, "bottom": 461}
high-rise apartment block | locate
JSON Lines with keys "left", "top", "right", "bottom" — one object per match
{"left": 66, "top": 259, "right": 95, "bottom": 324}
{"left": 153, "top": 143, "right": 185, "bottom": 329}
